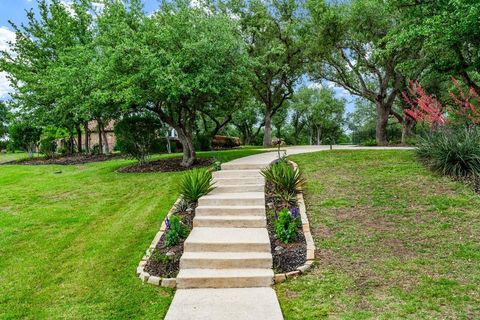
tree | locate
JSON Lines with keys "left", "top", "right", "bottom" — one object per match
{"left": 307, "top": 0, "right": 411, "bottom": 145}
{"left": 229, "top": 0, "right": 306, "bottom": 146}
{"left": 304, "top": 87, "right": 345, "bottom": 145}
{"left": 114, "top": 113, "right": 165, "bottom": 164}
{"left": 392, "top": 0, "right": 480, "bottom": 93}
{"left": 9, "top": 121, "right": 42, "bottom": 157}
{"left": 0, "top": 101, "right": 9, "bottom": 139}
{"left": 231, "top": 99, "right": 263, "bottom": 145}
{"left": 287, "top": 87, "right": 313, "bottom": 144}
{"left": 0, "top": 0, "right": 95, "bottom": 154}
{"left": 99, "top": 0, "right": 250, "bottom": 166}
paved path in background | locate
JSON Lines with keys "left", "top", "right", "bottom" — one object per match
{"left": 165, "top": 146, "right": 413, "bottom": 320}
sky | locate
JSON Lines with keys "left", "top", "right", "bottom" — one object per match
{"left": 0, "top": 0, "right": 355, "bottom": 113}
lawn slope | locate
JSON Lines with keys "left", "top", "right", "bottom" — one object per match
{"left": 0, "top": 148, "right": 264, "bottom": 319}
{"left": 277, "top": 150, "right": 480, "bottom": 319}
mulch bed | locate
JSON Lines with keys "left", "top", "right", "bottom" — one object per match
{"left": 265, "top": 180, "right": 307, "bottom": 273}
{"left": 144, "top": 205, "right": 195, "bottom": 278}
{"left": 2, "top": 154, "right": 123, "bottom": 165}
{"left": 118, "top": 157, "right": 212, "bottom": 173}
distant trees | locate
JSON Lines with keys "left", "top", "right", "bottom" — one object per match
{"left": 306, "top": 0, "right": 410, "bottom": 145}
{"left": 9, "top": 122, "right": 41, "bottom": 158}
{"left": 288, "top": 87, "right": 345, "bottom": 145}
{"left": 230, "top": 0, "right": 306, "bottom": 146}
{"left": 0, "top": 102, "right": 8, "bottom": 139}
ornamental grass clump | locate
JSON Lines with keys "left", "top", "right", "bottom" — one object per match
{"left": 416, "top": 127, "right": 480, "bottom": 178}
{"left": 261, "top": 160, "right": 305, "bottom": 195}
{"left": 274, "top": 207, "right": 301, "bottom": 243}
{"left": 178, "top": 169, "right": 215, "bottom": 203}
{"left": 164, "top": 215, "right": 188, "bottom": 247}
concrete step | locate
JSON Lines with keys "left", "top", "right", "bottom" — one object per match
{"left": 214, "top": 177, "right": 264, "bottom": 186}
{"left": 184, "top": 227, "right": 270, "bottom": 252}
{"left": 195, "top": 205, "right": 266, "bottom": 217}
{"left": 176, "top": 268, "right": 274, "bottom": 288}
{"left": 164, "top": 288, "right": 283, "bottom": 320}
{"left": 180, "top": 252, "right": 272, "bottom": 269}
{"left": 211, "top": 184, "right": 264, "bottom": 194}
{"left": 198, "top": 192, "right": 265, "bottom": 206}
{"left": 221, "top": 163, "right": 267, "bottom": 170}
{"left": 193, "top": 215, "right": 266, "bottom": 228}
{"left": 213, "top": 170, "right": 262, "bottom": 179}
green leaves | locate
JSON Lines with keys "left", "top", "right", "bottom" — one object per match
{"left": 178, "top": 169, "right": 215, "bottom": 203}
{"left": 261, "top": 160, "right": 305, "bottom": 195}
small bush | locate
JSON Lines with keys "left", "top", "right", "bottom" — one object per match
{"left": 114, "top": 113, "right": 164, "bottom": 164}
{"left": 179, "top": 169, "right": 215, "bottom": 203}
{"left": 173, "top": 198, "right": 189, "bottom": 213}
{"left": 362, "top": 138, "right": 377, "bottom": 146}
{"left": 194, "top": 135, "right": 212, "bottom": 151}
{"left": 416, "top": 127, "right": 480, "bottom": 178}
{"left": 274, "top": 208, "right": 300, "bottom": 243}
{"left": 164, "top": 215, "right": 189, "bottom": 247}
{"left": 261, "top": 160, "right": 304, "bottom": 194}
{"left": 39, "top": 135, "right": 57, "bottom": 158}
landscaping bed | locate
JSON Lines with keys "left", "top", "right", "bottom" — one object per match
{"left": 144, "top": 204, "right": 195, "bottom": 278}
{"left": 263, "top": 162, "right": 307, "bottom": 273}
{"left": 2, "top": 153, "right": 123, "bottom": 165}
{"left": 119, "top": 157, "right": 212, "bottom": 173}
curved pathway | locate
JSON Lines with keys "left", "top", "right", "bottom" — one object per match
{"left": 165, "top": 146, "right": 413, "bottom": 320}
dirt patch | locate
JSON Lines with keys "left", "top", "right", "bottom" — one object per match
{"left": 119, "top": 157, "right": 212, "bottom": 173}
{"left": 265, "top": 180, "right": 307, "bottom": 273}
{"left": 144, "top": 205, "right": 195, "bottom": 278}
{"left": 3, "top": 154, "right": 123, "bottom": 165}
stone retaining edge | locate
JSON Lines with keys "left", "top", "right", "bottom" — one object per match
{"left": 136, "top": 196, "right": 184, "bottom": 288}
{"left": 274, "top": 160, "right": 316, "bottom": 284}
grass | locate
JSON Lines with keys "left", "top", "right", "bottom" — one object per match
{"left": 0, "top": 148, "right": 265, "bottom": 319}
{"left": 277, "top": 150, "right": 480, "bottom": 319}
{"left": 0, "top": 152, "right": 40, "bottom": 164}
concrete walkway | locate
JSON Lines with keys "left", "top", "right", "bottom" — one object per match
{"left": 165, "top": 146, "right": 413, "bottom": 320}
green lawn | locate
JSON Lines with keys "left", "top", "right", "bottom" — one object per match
{"left": 0, "top": 152, "right": 40, "bottom": 164}
{"left": 0, "top": 148, "right": 265, "bottom": 319}
{"left": 277, "top": 150, "right": 480, "bottom": 319}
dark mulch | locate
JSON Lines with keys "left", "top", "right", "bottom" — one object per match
{"left": 144, "top": 205, "right": 195, "bottom": 278}
{"left": 265, "top": 181, "right": 307, "bottom": 273}
{"left": 2, "top": 154, "right": 123, "bottom": 165}
{"left": 119, "top": 157, "right": 212, "bottom": 173}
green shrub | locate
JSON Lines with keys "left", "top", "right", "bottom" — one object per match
{"left": 164, "top": 215, "right": 188, "bottom": 247}
{"left": 362, "top": 138, "right": 377, "bottom": 146}
{"left": 39, "top": 130, "right": 57, "bottom": 158}
{"left": 261, "top": 160, "right": 304, "bottom": 194}
{"left": 114, "top": 113, "right": 164, "bottom": 164}
{"left": 416, "top": 127, "right": 480, "bottom": 177}
{"left": 274, "top": 208, "right": 300, "bottom": 243}
{"left": 8, "top": 122, "right": 42, "bottom": 158}
{"left": 194, "top": 135, "right": 212, "bottom": 151}
{"left": 179, "top": 169, "right": 215, "bottom": 203}
{"left": 173, "top": 198, "right": 189, "bottom": 213}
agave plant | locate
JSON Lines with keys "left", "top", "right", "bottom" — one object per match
{"left": 178, "top": 169, "right": 215, "bottom": 203}
{"left": 261, "top": 161, "right": 305, "bottom": 194}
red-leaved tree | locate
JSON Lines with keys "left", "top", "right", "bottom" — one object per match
{"left": 402, "top": 81, "right": 446, "bottom": 128}
{"left": 449, "top": 77, "right": 480, "bottom": 125}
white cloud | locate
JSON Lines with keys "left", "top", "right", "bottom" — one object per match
{"left": 0, "top": 26, "right": 16, "bottom": 99}
{"left": 308, "top": 82, "right": 323, "bottom": 89}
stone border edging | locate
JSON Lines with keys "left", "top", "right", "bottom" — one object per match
{"left": 135, "top": 197, "right": 183, "bottom": 288}
{"left": 274, "top": 160, "right": 316, "bottom": 284}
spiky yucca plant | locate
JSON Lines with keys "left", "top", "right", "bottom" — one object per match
{"left": 178, "top": 169, "right": 215, "bottom": 203}
{"left": 416, "top": 127, "right": 480, "bottom": 178}
{"left": 261, "top": 160, "right": 305, "bottom": 194}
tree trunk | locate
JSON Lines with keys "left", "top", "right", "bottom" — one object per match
{"left": 401, "top": 118, "right": 415, "bottom": 145}
{"left": 263, "top": 110, "right": 273, "bottom": 146}
{"left": 99, "top": 120, "right": 110, "bottom": 155}
{"left": 76, "top": 124, "right": 82, "bottom": 154}
{"left": 84, "top": 122, "right": 90, "bottom": 154}
{"left": 376, "top": 102, "right": 390, "bottom": 146}
{"left": 97, "top": 121, "right": 103, "bottom": 155}
{"left": 177, "top": 128, "right": 196, "bottom": 167}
